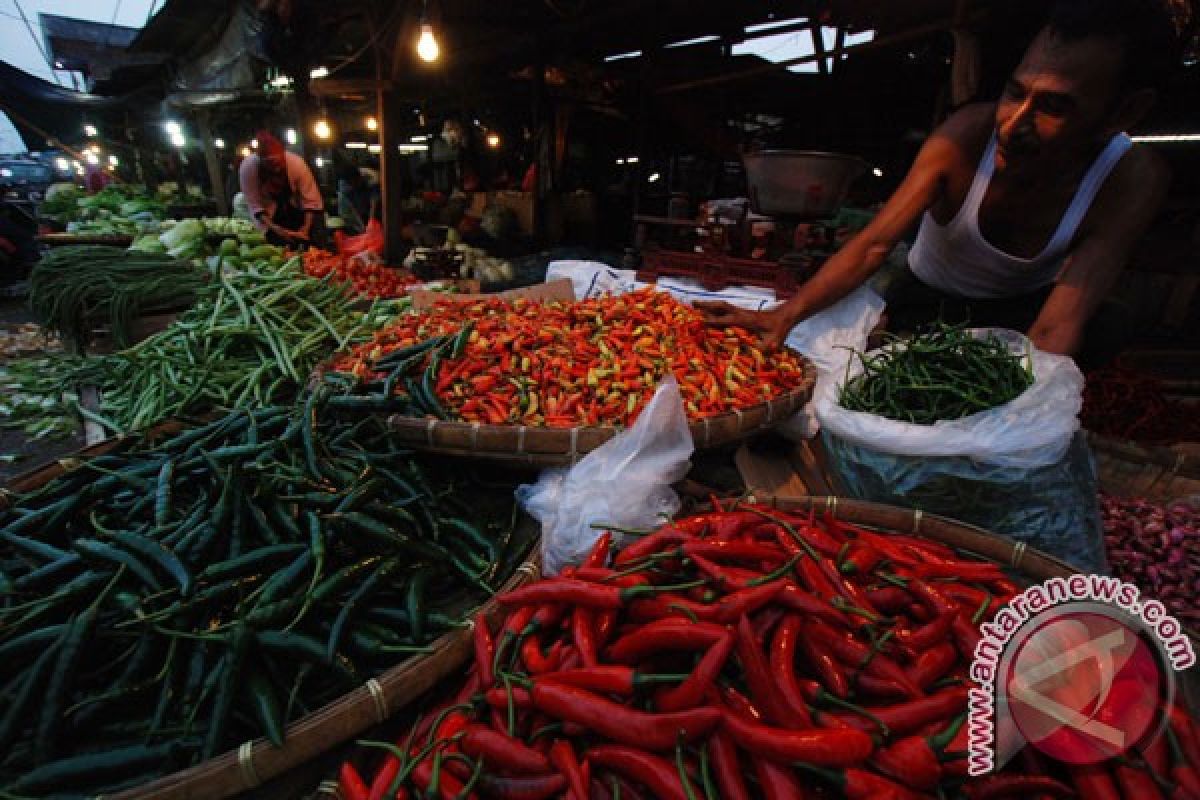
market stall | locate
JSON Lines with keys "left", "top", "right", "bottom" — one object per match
{"left": 2, "top": 0, "right": 1199, "bottom": 798}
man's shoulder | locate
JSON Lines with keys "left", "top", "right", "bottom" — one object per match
{"left": 1096, "top": 139, "right": 1170, "bottom": 210}
{"left": 937, "top": 103, "right": 996, "bottom": 143}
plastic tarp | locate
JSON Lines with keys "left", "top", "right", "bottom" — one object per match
{"left": 0, "top": 59, "right": 131, "bottom": 149}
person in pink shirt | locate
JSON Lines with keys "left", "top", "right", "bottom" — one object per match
{"left": 239, "top": 129, "right": 326, "bottom": 246}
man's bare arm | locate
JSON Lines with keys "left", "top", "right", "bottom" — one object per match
{"left": 1028, "top": 147, "right": 1170, "bottom": 356}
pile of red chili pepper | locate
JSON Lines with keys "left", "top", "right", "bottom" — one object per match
{"left": 303, "top": 248, "right": 419, "bottom": 299}
{"left": 335, "top": 503, "right": 1200, "bottom": 799}
{"left": 1082, "top": 366, "right": 1200, "bottom": 445}
{"left": 326, "top": 289, "right": 810, "bottom": 427}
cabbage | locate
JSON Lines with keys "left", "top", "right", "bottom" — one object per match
{"left": 158, "top": 218, "right": 205, "bottom": 252}
{"left": 129, "top": 234, "right": 168, "bottom": 254}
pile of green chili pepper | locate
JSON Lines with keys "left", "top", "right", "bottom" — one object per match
{"left": 29, "top": 245, "right": 206, "bottom": 350}
{"left": 839, "top": 323, "right": 1033, "bottom": 425}
{"left": 0, "top": 396, "right": 531, "bottom": 798}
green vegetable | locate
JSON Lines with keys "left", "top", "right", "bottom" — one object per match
{"left": 838, "top": 322, "right": 1034, "bottom": 425}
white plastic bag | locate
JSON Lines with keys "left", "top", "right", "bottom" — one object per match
{"left": 516, "top": 377, "right": 695, "bottom": 575}
{"left": 815, "top": 328, "right": 1083, "bottom": 469}
{"left": 814, "top": 329, "right": 1104, "bottom": 572}
{"left": 778, "top": 285, "right": 885, "bottom": 439}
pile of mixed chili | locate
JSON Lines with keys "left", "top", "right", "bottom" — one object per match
{"left": 336, "top": 503, "right": 1200, "bottom": 798}
{"left": 303, "top": 248, "right": 420, "bottom": 300}
{"left": 324, "top": 289, "right": 810, "bottom": 427}
{"left": 1082, "top": 366, "right": 1200, "bottom": 445}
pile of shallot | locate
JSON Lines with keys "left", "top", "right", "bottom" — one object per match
{"left": 1101, "top": 492, "right": 1199, "bottom": 625}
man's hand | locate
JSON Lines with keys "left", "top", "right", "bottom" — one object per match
{"left": 694, "top": 301, "right": 791, "bottom": 350}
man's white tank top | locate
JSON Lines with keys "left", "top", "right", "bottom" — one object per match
{"left": 909, "top": 131, "right": 1132, "bottom": 299}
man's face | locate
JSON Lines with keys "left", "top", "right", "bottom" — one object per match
{"left": 994, "top": 29, "right": 1126, "bottom": 173}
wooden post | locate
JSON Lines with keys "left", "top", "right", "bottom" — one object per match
{"left": 196, "top": 111, "right": 228, "bottom": 216}
{"left": 377, "top": 3, "right": 406, "bottom": 263}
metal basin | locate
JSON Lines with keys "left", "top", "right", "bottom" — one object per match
{"left": 742, "top": 150, "right": 869, "bottom": 218}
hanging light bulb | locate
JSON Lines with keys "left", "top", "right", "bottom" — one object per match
{"left": 313, "top": 118, "right": 332, "bottom": 140}
{"left": 416, "top": 23, "right": 440, "bottom": 62}
{"left": 366, "top": 116, "right": 378, "bottom": 131}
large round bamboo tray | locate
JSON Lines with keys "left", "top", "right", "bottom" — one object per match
{"left": 382, "top": 357, "right": 817, "bottom": 466}
{"left": 753, "top": 493, "right": 1200, "bottom": 645}
{"left": 108, "top": 552, "right": 542, "bottom": 800}
{"left": 0, "top": 429, "right": 542, "bottom": 800}
{"left": 1089, "top": 431, "right": 1200, "bottom": 504}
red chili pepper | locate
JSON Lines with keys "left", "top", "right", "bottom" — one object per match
{"left": 806, "top": 619, "right": 922, "bottom": 698}
{"left": 796, "top": 555, "right": 838, "bottom": 599}
{"left": 1115, "top": 763, "right": 1165, "bottom": 800}
{"left": 839, "top": 540, "right": 885, "bottom": 575}
{"left": 910, "top": 560, "right": 1006, "bottom": 581}
{"left": 734, "top": 615, "right": 796, "bottom": 727}
{"left": 1068, "top": 764, "right": 1121, "bottom": 800}
{"left": 797, "top": 622, "right": 851, "bottom": 698}
{"left": 572, "top": 607, "right": 598, "bottom": 667}
{"left": 529, "top": 682, "right": 720, "bottom": 750}
{"left": 826, "top": 686, "right": 969, "bottom": 736}
{"left": 540, "top": 666, "right": 687, "bottom": 696}
{"left": 752, "top": 755, "right": 809, "bottom": 799}
{"left": 549, "top": 740, "right": 588, "bottom": 800}
{"left": 689, "top": 551, "right": 763, "bottom": 591}
{"left": 704, "top": 580, "right": 785, "bottom": 622}
{"left": 715, "top": 683, "right": 763, "bottom": 721}
{"left": 720, "top": 710, "right": 874, "bottom": 766}
{"left": 339, "top": 762, "right": 370, "bottom": 800}
{"left": 1168, "top": 704, "right": 1200, "bottom": 770}
{"left": 898, "top": 572, "right": 959, "bottom": 617}
{"left": 951, "top": 611, "right": 983, "bottom": 660}
{"left": 367, "top": 755, "right": 401, "bottom": 800}
{"left": 769, "top": 614, "right": 815, "bottom": 727}
{"left": 869, "top": 714, "right": 964, "bottom": 790}
{"left": 614, "top": 528, "right": 692, "bottom": 566}
{"left": 411, "top": 754, "right": 467, "bottom": 799}
{"left": 865, "top": 586, "right": 913, "bottom": 614}
{"left": 1168, "top": 725, "right": 1200, "bottom": 797}
{"left": 521, "top": 634, "right": 562, "bottom": 675}
{"left": 582, "top": 531, "right": 613, "bottom": 568}
{"left": 586, "top": 745, "right": 688, "bottom": 800}
{"left": 485, "top": 687, "right": 533, "bottom": 709}
{"left": 893, "top": 613, "right": 955, "bottom": 652}
{"left": 657, "top": 631, "right": 735, "bottom": 712}
{"left": 962, "top": 774, "right": 1077, "bottom": 799}
{"left": 1144, "top": 731, "right": 1171, "bottom": 778}
{"left": 796, "top": 765, "right": 925, "bottom": 800}
{"left": 476, "top": 772, "right": 566, "bottom": 800}
{"left": 708, "top": 728, "right": 751, "bottom": 800}
{"left": 460, "top": 724, "right": 554, "bottom": 774}
{"left": 683, "top": 539, "right": 783, "bottom": 564}
{"left": 474, "top": 612, "right": 495, "bottom": 687}
{"left": 910, "top": 642, "right": 959, "bottom": 689}
{"left": 775, "top": 582, "right": 847, "bottom": 624}
{"left": 605, "top": 618, "right": 728, "bottom": 663}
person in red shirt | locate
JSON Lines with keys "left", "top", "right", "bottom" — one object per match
{"left": 238, "top": 129, "right": 326, "bottom": 246}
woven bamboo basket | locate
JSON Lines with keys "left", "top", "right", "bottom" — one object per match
{"left": 1, "top": 430, "right": 542, "bottom": 800}
{"left": 1089, "top": 432, "right": 1200, "bottom": 503}
{"left": 754, "top": 495, "right": 1200, "bottom": 673}
{"left": 382, "top": 358, "right": 817, "bottom": 466}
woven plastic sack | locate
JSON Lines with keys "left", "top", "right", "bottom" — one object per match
{"left": 517, "top": 377, "right": 694, "bottom": 575}
{"left": 816, "top": 329, "right": 1106, "bottom": 572}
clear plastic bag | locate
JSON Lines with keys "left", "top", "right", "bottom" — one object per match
{"left": 816, "top": 330, "right": 1105, "bottom": 572}
{"left": 516, "top": 377, "right": 694, "bottom": 575}
{"left": 824, "top": 430, "right": 1107, "bottom": 572}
